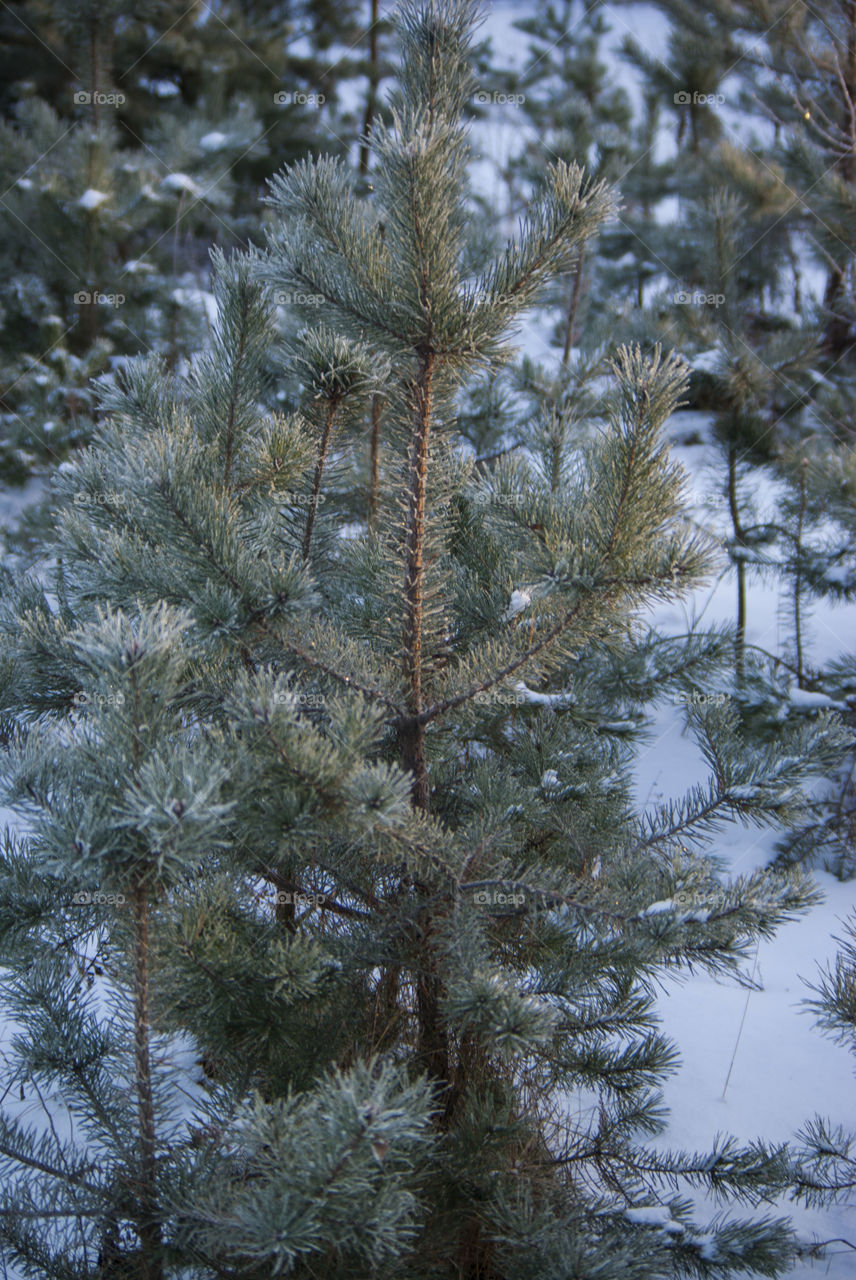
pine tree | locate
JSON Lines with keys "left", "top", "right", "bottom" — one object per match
{"left": 498, "top": 1, "right": 634, "bottom": 361}
{"left": 766, "top": 439, "right": 856, "bottom": 878}
{"left": 794, "top": 910, "right": 856, "bottom": 1214}
{"left": 0, "top": 2, "right": 849, "bottom": 1277}
{"left": 624, "top": 0, "right": 856, "bottom": 873}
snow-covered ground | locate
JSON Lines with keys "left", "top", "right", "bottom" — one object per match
{"left": 637, "top": 416, "right": 856, "bottom": 1277}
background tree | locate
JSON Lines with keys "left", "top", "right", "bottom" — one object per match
{"left": 0, "top": 0, "right": 365, "bottom": 498}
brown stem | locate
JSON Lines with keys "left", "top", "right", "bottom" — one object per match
{"left": 131, "top": 877, "right": 163, "bottom": 1279}
{"left": 222, "top": 283, "right": 250, "bottom": 484}
{"left": 794, "top": 462, "right": 807, "bottom": 688}
{"left": 89, "top": 17, "right": 100, "bottom": 130}
{"left": 823, "top": 0, "right": 856, "bottom": 353}
{"left": 399, "top": 350, "right": 451, "bottom": 1086}
{"left": 368, "top": 393, "right": 382, "bottom": 527}
{"left": 561, "top": 248, "right": 586, "bottom": 365}
{"left": 302, "top": 399, "right": 339, "bottom": 561}
{"left": 400, "top": 352, "right": 434, "bottom": 809}
{"left": 727, "top": 446, "right": 746, "bottom": 682}
{"left": 358, "top": 0, "right": 380, "bottom": 177}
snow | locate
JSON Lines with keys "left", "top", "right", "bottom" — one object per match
{"left": 654, "top": 863, "right": 856, "bottom": 1277}
{"left": 625, "top": 1204, "right": 685, "bottom": 1234}
{"left": 161, "top": 172, "right": 203, "bottom": 197}
{"left": 122, "top": 258, "right": 155, "bottom": 275}
{"left": 540, "top": 769, "right": 560, "bottom": 789}
{"left": 630, "top": 412, "right": 856, "bottom": 1275}
{"left": 0, "top": 477, "right": 44, "bottom": 532}
{"left": 78, "top": 188, "right": 109, "bottom": 210}
{"left": 504, "top": 587, "right": 531, "bottom": 620}
{"left": 725, "top": 785, "right": 760, "bottom": 801}
{"left": 139, "top": 75, "right": 180, "bottom": 98}
{"left": 691, "top": 349, "right": 722, "bottom": 374}
{"left": 199, "top": 130, "right": 228, "bottom": 151}
{"left": 823, "top": 564, "right": 855, "bottom": 588}
{"left": 641, "top": 898, "right": 675, "bottom": 916}
{"left": 514, "top": 681, "right": 574, "bottom": 706}
{"left": 788, "top": 687, "right": 843, "bottom": 709}
{"left": 169, "top": 285, "right": 218, "bottom": 326}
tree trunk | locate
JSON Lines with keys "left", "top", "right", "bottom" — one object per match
{"left": 727, "top": 446, "right": 746, "bottom": 682}
{"left": 793, "top": 462, "right": 807, "bottom": 689}
{"left": 303, "top": 399, "right": 339, "bottom": 561}
{"left": 400, "top": 352, "right": 434, "bottom": 809}
{"left": 561, "top": 248, "right": 586, "bottom": 365}
{"left": 823, "top": 0, "right": 856, "bottom": 354}
{"left": 399, "top": 350, "right": 453, "bottom": 1090}
{"left": 358, "top": 0, "right": 381, "bottom": 176}
{"left": 368, "top": 394, "right": 382, "bottom": 527}
{"left": 131, "top": 878, "right": 163, "bottom": 1280}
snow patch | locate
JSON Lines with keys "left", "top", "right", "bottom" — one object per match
{"left": 504, "top": 588, "right": 531, "bottom": 620}
{"left": 625, "top": 1205, "right": 685, "bottom": 1234}
{"left": 78, "top": 188, "right": 109, "bottom": 210}
{"left": 161, "top": 173, "right": 203, "bottom": 197}
{"left": 691, "top": 349, "right": 720, "bottom": 374}
{"left": 199, "top": 130, "right": 228, "bottom": 151}
{"left": 788, "top": 687, "right": 842, "bottom": 709}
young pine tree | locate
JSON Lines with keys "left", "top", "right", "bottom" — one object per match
{"left": 796, "top": 910, "right": 856, "bottom": 1212}
{"left": 0, "top": 2, "right": 848, "bottom": 1277}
